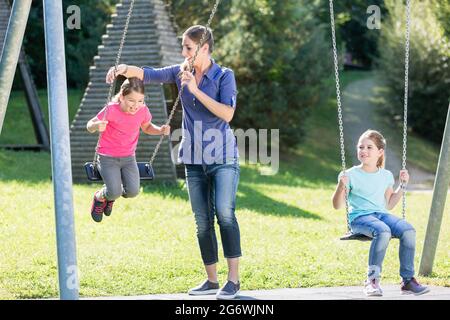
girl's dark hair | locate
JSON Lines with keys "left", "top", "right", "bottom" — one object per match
{"left": 180, "top": 25, "right": 214, "bottom": 72}
{"left": 112, "top": 77, "right": 145, "bottom": 102}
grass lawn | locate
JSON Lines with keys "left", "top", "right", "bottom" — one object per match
{"left": 0, "top": 89, "right": 82, "bottom": 145}
{"left": 0, "top": 73, "right": 448, "bottom": 299}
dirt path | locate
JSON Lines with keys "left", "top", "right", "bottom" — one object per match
{"left": 341, "top": 78, "right": 435, "bottom": 190}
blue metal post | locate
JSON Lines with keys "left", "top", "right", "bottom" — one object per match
{"left": 0, "top": 0, "right": 32, "bottom": 134}
{"left": 43, "top": 0, "right": 79, "bottom": 300}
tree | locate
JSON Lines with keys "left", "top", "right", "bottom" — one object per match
{"left": 22, "top": 0, "right": 116, "bottom": 89}
{"left": 167, "top": 0, "right": 331, "bottom": 148}
{"left": 317, "top": 0, "right": 386, "bottom": 68}
{"left": 378, "top": 0, "right": 450, "bottom": 143}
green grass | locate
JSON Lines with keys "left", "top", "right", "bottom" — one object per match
{"left": 0, "top": 89, "right": 82, "bottom": 144}
{"left": 0, "top": 75, "right": 448, "bottom": 299}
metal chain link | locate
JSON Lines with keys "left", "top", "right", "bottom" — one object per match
{"left": 149, "top": 0, "right": 221, "bottom": 166}
{"left": 401, "top": 0, "right": 411, "bottom": 220}
{"left": 329, "top": 0, "right": 350, "bottom": 231}
{"left": 93, "top": 0, "right": 135, "bottom": 165}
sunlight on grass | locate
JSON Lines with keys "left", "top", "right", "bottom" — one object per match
{"left": 0, "top": 89, "right": 82, "bottom": 145}
{"left": 0, "top": 73, "right": 448, "bottom": 299}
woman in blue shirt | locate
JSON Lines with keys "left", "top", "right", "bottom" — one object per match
{"left": 332, "top": 130, "right": 429, "bottom": 297}
{"left": 106, "top": 25, "right": 241, "bottom": 300}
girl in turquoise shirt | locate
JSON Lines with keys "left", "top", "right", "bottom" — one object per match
{"left": 332, "top": 130, "right": 429, "bottom": 297}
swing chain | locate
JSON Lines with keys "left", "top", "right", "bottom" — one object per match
{"left": 329, "top": 0, "right": 351, "bottom": 231}
{"left": 401, "top": 0, "right": 411, "bottom": 221}
{"left": 148, "top": 0, "right": 221, "bottom": 166}
{"left": 106, "top": 0, "right": 136, "bottom": 107}
{"left": 329, "top": 0, "right": 411, "bottom": 229}
{"left": 93, "top": 0, "right": 136, "bottom": 165}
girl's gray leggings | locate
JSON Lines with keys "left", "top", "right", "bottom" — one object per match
{"left": 97, "top": 154, "right": 140, "bottom": 200}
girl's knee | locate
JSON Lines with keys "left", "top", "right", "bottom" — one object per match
{"left": 396, "top": 219, "right": 415, "bottom": 237}
{"left": 373, "top": 225, "right": 391, "bottom": 239}
{"left": 402, "top": 223, "right": 415, "bottom": 234}
{"left": 122, "top": 188, "right": 139, "bottom": 198}
{"left": 104, "top": 188, "right": 122, "bottom": 200}
{"left": 374, "top": 231, "right": 391, "bottom": 248}
{"left": 401, "top": 228, "right": 416, "bottom": 245}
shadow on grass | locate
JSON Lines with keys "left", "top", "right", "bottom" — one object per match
{"left": 0, "top": 149, "right": 339, "bottom": 188}
{"left": 237, "top": 183, "right": 321, "bottom": 220}
{"left": 141, "top": 163, "right": 322, "bottom": 220}
{"left": 0, "top": 150, "right": 53, "bottom": 183}
{"left": 0, "top": 149, "right": 324, "bottom": 221}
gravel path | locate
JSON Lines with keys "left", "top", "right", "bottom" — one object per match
{"left": 88, "top": 285, "right": 450, "bottom": 300}
{"left": 341, "top": 78, "right": 435, "bottom": 190}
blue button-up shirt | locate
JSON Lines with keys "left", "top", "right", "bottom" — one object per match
{"left": 143, "top": 61, "right": 238, "bottom": 164}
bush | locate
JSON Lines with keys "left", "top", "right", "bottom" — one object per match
{"left": 377, "top": 0, "right": 450, "bottom": 144}
{"left": 22, "top": 0, "right": 115, "bottom": 89}
{"left": 435, "top": 0, "right": 450, "bottom": 37}
{"left": 168, "top": 0, "right": 332, "bottom": 149}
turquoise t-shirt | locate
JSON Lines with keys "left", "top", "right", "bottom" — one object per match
{"left": 338, "top": 166, "right": 395, "bottom": 223}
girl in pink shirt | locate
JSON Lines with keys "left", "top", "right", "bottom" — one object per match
{"left": 86, "top": 77, "right": 170, "bottom": 222}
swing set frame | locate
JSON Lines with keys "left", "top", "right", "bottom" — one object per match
{"left": 329, "top": 0, "right": 410, "bottom": 241}
{"left": 0, "top": 0, "right": 447, "bottom": 300}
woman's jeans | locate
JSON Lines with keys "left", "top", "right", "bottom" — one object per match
{"left": 185, "top": 160, "right": 241, "bottom": 265}
{"left": 350, "top": 212, "right": 416, "bottom": 281}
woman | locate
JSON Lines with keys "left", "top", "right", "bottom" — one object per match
{"left": 106, "top": 25, "right": 241, "bottom": 300}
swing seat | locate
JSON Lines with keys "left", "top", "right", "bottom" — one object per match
{"left": 340, "top": 232, "right": 372, "bottom": 241}
{"left": 84, "top": 162, "right": 155, "bottom": 181}
{"left": 84, "top": 162, "right": 102, "bottom": 181}
{"left": 137, "top": 162, "right": 155, "bottom": 180}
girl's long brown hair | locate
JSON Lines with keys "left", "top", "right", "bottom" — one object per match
{"left": 359, "top": 129, "right": 387, "bottom": 168}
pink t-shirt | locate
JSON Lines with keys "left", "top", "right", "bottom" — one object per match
{"left": 96, "top": 102, "right": 152, "bottom": 157}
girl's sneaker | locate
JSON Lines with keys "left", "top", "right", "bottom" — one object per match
{"left": 363, "top": 278, "right": 383, "bottom": 296}
{"left": 90, "top": 194, "right": 106, "bottom": 222}
{"left": 401, "top": 278, "right": 430, "bottom": 295}
{"left": 103, "top": 200, "right": 115, "bottom": 216}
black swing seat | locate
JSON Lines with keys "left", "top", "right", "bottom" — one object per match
{"left": 340, "top": 232, "right": 372, "bottom": 241}
{"left": 84, "top": 161, "right": 155, "bottom": 182}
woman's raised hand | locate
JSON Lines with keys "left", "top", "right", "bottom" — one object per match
{"left": 180, "top": 71, "right": 198, "bottom": 94}
{"left": 106, "top": 64, "right": 127, "bottom": 84}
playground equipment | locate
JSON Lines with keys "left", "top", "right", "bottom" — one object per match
{"left": 328, "top": 0, "right": 411, "bottom": 241}
{"left": 70, "top": 0, "right": 184, "bottom": 183}
{"left": 0, "top": 0, "right": 220, "bottom": 300}
{"left": 419, "top": 104, "right": 450, "bottom": 276}
{"left": 83, "top": 0, "right": 220, "bottom": 182}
